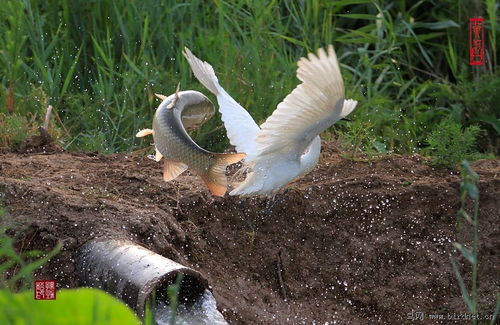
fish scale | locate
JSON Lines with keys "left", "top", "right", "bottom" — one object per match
{"left": 153, "top": 93, "right": 214, "bottom": 171}
{"left": 137, "top": 90, "right": 246, "bottom": 197}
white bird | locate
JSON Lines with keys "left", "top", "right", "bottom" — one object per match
{"left": 183, "top": 45, "right": 357, "bottom": 196}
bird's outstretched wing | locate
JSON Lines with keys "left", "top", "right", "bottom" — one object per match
{"left": 183, "top": 47, "right": 260, "bottom": 159}
{"left": 254, "top": 45, "right": 352, "bottom": 159}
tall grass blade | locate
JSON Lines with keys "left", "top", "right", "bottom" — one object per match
{"left": 450, "top": 256, "right": 474, "bottom": 313}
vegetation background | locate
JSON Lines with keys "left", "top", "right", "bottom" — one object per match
{"left": 0, "top": 1, "right": 498, "bottom": 323}
{"left": 0, "top": 0, "right": 498, "bottom": 160}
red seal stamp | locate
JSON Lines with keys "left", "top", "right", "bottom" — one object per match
{"left": 469, "top": 18, "right": 485, "bottom": 66}
{"left": 34, "top": 280, "right": 57, "bottom": 300}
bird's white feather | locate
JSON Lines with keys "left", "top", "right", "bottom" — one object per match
{"left": 182, "top": 47, "right": 219, "bottom": 95}
{"left": 184, "top": 45, "right": 358, "bottom": 196}
{"left": 254, "top": 45, "right": 345, "bottom": 159}
{"left": 341, "top": 99, "right": 358, "bottom": 118}
{"left": 183, "top": 47, "right": 260, "bottom": 159}
{"left": 230, "top": 156, "right": 301, "bottom": 196}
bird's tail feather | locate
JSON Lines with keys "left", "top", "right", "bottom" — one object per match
{"left": 230, "top": 171, "right": 261, "bottom": 196}
{"left": 229, "top": 165, "right": 267, "bottom": 196}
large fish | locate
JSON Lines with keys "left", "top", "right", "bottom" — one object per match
{"left": 136, "top": 90, "right": 246, "bottom": 196}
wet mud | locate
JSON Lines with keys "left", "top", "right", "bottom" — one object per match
{"left": 0, "top": 143, "right": 498, "bottom": 324}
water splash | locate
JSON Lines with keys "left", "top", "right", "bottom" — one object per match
{"left": 155, "top": 289, "right": 228, "bottom": 325}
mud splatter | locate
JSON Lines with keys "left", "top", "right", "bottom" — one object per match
{"left": 0, "top": 144, "right": 498, "bottom": 324}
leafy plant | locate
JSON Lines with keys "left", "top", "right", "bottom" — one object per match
{"left": 166, "top": 273, "right": 184, "bottom": 325}
{"left": 336, "top": 120, "right": 387, "bottom": 160}
{"left": 0, "top": 227, "right": 61, "bottom": 291}
{"left": 0, "top": 225, "right": 143, "bottom": 324}
{"left": 0, "top": 113, "right": 33, "bottom": 148}
{"left": 425, "top": 118, "right": 481, "bottom": 168}
{"left": 0, "top": 204, "right": 5, "bottom": 219}
{"left": 0, "top": 86, "right": 63, "bottom": 150}
{"left": 0, "top": 288, "right": 141, "bottom": 325}
{"left": 450, "top": 161, "right": 499, "bottom": 325}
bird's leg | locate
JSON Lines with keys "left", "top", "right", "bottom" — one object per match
{"left": 240, "top": 199, "right": 254, "bottom": 230}
{"left": 238, "top": 199, "right": 256, "bottom": 250}
{"left": 263, "top": 195, "right": 277, "bottom": 216}
{"left": 263, "top": 188, "right": 290, "bottom": 216}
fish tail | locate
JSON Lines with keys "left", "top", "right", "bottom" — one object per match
{"left": 200, "top": 153, "right": 246, "bottom": 197}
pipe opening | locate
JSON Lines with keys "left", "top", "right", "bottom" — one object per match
{"left": 152, "top": 273, "right": 205, "bottom": 305}
{"left": 141, "top": 270, "right": 208, "bottom": 316}
{"left": 149, "top": 276, "right": 228, "bottom": 324}
{"left": 76, "top": 239, "right": 209, "bottom": 318}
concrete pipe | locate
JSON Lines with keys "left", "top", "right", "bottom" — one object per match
{"left": 76, "top": 239, "right": 209, "bottom": 317}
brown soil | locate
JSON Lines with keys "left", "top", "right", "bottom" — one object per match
{"left": 0, "top": 143, "right": 499, "bottom": 324}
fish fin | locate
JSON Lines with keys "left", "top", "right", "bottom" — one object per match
{"left": 201, "top": 175, "right": 227, "bottom": 197}
{"left": 155, "top": 148, "right": 163, "bottom": 162}
{"left": 136, "top": 129, "right": 153, "bottom": 137}
{"left": 155, "top": 93, "right": 167, "bottom": 101}
{"left": 167, "top": 85, "right": 181, "bottom": 109}
{"left": 163, "top": 160, "right": 188, "bottom": 181}
{"left": 201, "top": 153, "right": 246, "bottom": 197}
{"left": 214, "top": 152, "right": 247, "bottom": 165}
{"left": 175, "top": 83, "right": 181, "bottom": 99}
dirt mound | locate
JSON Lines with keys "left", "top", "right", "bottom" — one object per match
{"left": 0, "top": 143, "right": 498, "bottom": 324}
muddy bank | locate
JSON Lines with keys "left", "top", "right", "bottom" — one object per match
{"left": 0, "top": 144, "right": 498, "bottom": 324}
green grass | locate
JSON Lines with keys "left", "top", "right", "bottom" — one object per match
{"left": 0, "top": 217, "right": 142, "bottom": 325}
{"left": 0, "top": 242, "right": 142, "bottom": 325}
{"left": 0, "top": 218, "right": 185, "bottom": 324}
{"left": 425, "top": 118, "right": 482, "bottom": 168}
{"left": 0, "top": 0, "right": 498, "bottom": 162}
{"left": 451, "top": 161, "right": 500, "bottom": 325}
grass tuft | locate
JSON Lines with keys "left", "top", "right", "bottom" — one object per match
{"left": 0, "top": 0, "right": 497, "bottom": 159}
{"left": 425, "top": 118, "right": 482, "bottom": 168}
